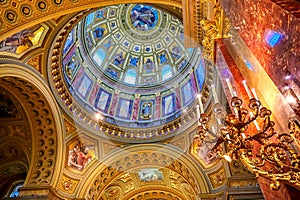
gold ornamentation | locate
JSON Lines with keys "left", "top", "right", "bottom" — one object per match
{"left": 27, "top": 54, "right": 42, "bottom": 73}
{"left": 1, "top": 77, "right": 57, "bottom": 186}
{"left": 208, "top": 167, "right": 226, "bottom": 188}
{"left": 0, "top": 0, "right": 182, "bottom": 41}
{"left": 64, "top": 118, "right": 76, "bottom": 135}
{"left": 60, "top": 175, "right": 79, "bottom": 194}
{"left": 198, "top": 96, "right": 300, "bottom": 190}
{"left": 201, "top": 20, "right": 217, "bottom": 62}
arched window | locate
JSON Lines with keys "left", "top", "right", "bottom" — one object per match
{"left": 264, "top": 30, "right": 282, "bottom": 47}
{"left": 93, "top": 48, "right": 106, "bottom": 67}
{"left": 161, "top": 65, "right": 173, "bottom": 81}
{"left": 124, "top": 69, "right": 137, "bottom": 84}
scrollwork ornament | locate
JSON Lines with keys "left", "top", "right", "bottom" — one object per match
{"left": 197, "top": 96, "right": 300, "bottom": 190}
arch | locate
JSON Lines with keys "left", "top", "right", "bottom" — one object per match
{"left": 78, "top": 143, "right": 209, "bottom": 199}
{"left": 0, "top": 62, "right": 65, "bottom": 190}
{"left": 0, "top": 0, "right": 182, "bottom": 41}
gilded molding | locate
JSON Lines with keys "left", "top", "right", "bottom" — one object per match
{"left": 59, "top": 174, "right": 79, "bottom": 194}
{"left": 182, "top": 0, "right": 230, "bottom": 62}
{"left": 0, "top": 0, "right": 182, "bottom": 41}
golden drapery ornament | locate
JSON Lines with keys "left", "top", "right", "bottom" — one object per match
{"left": 196, "top": 96, "right": 300, "bottom": 190}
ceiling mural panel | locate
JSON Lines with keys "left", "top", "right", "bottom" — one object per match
{"left": 0, "top": 24, "right": 48, "bottom": 56}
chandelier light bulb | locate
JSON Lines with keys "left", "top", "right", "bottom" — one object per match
{"left": 224, "top": 154, "right": 232, "bottom": 162}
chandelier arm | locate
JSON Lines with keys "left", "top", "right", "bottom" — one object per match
{"left": 238, "top": 153, "right": 298, "bottom": 191}
{"left": 242, "top": 106, "right": 260, "bottom": 126}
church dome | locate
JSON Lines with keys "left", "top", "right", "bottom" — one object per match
{"left": 51, "top": 4, "right": 207, "bottom": 142}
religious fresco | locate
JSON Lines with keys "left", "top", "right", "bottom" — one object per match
{"left": 76, "top": 74, "right": 93, "bottom": 99}
{"left": 0, "top": 25, "right": 45, "bottom": 54}
{"left": 116, "top": 98, "right": 133, "bottom": 120}
{"left": 59, "top": 4, "right": 206, "bottom": 128}
{"left": 94, "top": 88, "right": 112, "bottom": 113}
{"left": 138, "top": 168, "right": 163, "bottom": 182}
{"left": 64, "top": 55, "right": 78, "bottom": 80}
{"left": 74, "top": 4, "right": 193, "bottom": 86}
{"left": 139, "top": 100, "right": 154, "bottom": 120}
{"left": 162, "top": 94, "right": 175, "bottom": 117}
{"left": 181, "top": 80, "right": 195, "bottom": 106}
{"left": 130, "top": 5, "right": 159, "bottom": 31}
{"left": 143, "top": 57, "right": 155, "bottom": 73}
{"left": 67, "top": 139, "right": 95, "bottom": 171}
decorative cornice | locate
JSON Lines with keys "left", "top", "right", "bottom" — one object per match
{"left": 0, "top": 0, "right": 182, "bottom": 41}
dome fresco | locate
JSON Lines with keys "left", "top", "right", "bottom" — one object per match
{"left": 60, "top": 4, "right": 206, "bottom": 139}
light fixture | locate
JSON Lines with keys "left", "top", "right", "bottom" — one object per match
{"left": 195, "top": 94, "right": 300, "bottom": 190}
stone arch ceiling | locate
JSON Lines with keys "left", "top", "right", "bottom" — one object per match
{"left": 0, "top": 63, "right": 65, "bottom": 197}
{"left": 0, "top": 85, "right": 31, "bottom": 197}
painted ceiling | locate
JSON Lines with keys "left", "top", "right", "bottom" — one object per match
{"left": 57, "top": 4, "right": 206, "bottom": 142}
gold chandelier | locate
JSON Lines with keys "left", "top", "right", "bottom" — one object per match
{"left": 195, "top": 94, "right": 300, "bottom": 190}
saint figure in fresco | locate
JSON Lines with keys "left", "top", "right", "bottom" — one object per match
{"left": 96, "top": 9, "right": 106, "bottom": 19}
{"left": 171, "top": 46, "right": 181, "bottom": 59}
{"left": 129, "top": 56, "right": 139, "bottom": 67}
{"left": 65, "top": 56, "right": 77, "bottom": 79}
{"left": 106, "top": 68, "right": 118, "bottom": 79}
{"left": 68, "top": 141, "right": 93, "bottom": 170}
{"left": 0, "top": 29, "right": 34, "bottom": 53}
{"left": 113, "top": 52, "right": 124, "bottom": 66}
{"left": 141, "top": 101, "right": 152, "bottom": 119}
{"left": 144, "top": 58, "right": 154, "bottom": 73}
{"left": 130, "top": 5, "right": 156, "bottom": 31}
{"left": 159, "top": 53, "right": 168, "bottom": 64}
{"left": 93, "top": 27, "right": 105, "bottom": 39}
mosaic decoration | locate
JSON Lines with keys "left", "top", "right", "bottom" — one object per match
{"left": 57, "top": 4, "right": 207, "bottom": 133}
{"left": 138, "top": 168, "right": 163, "bottom": 182}
{"left": 162, "top": 93, "right": 175, "bottom": 117}
{"left": 0, "top": 24, "right": 45, "bottom": 54}
{"left": 94, "top": 88, "right": 112, "bottom": 113}
{"left": 77, "top": 73, "right": 93, "bottom": 99}
{"left": 181, "top": 80, "right": 194, "bottom": 106}
{"left": 116, "top": 98, "right": 133, "bottom": 120}
{"left": 139, "top": 100, "right": 154, "bottom": 120}
{"left": 67, "top": 139, "right": 95, "bottom": 171}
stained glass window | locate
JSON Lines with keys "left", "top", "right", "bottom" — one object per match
{"left": 264, "top": 30, "right": 282, "bottom": 47}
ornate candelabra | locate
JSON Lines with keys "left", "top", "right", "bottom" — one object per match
{"left": 196, "top": 95, "right": 300, "bottom": 190}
